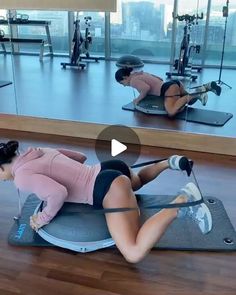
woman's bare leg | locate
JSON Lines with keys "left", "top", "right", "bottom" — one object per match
{"left": 103, "top": 175, "right": 187, "bottom": 263}
{"left": 164, "top": 84, "right": 199, "bottom": 117}
{"left": 129, "top": 160, "right": 169, "bottom": 191}
{"left": 178, "top": 80, "right": 189, "bottom": 96}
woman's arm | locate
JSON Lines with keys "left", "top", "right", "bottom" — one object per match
{"left": 15, "top": 173, "right": 68, "bottom": 227}
{"left": 57, "top": 148, "right": 87, "bottom": 163}
{"left": 130, "top": 79, "right": 151, "bottom": 104}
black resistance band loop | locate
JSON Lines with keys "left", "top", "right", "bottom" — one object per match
{"left": 131, "top": 158, "right": 167, "bottom": 168}
{"left": 132, "top": 157, "right": 193, "bottom": 177}
{"left": 39, "top": 192, "right": 203, "bottom": 215}
{"left": 39, "top": 158, "right": 203, "bottom": 215}
{"left": 164, "top": 89, "right": 207, "bottom": 98}
{"left": 51, "top": 198, "right": 204, "bottom": 215}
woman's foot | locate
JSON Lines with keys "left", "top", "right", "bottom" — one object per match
{"left": 191, "top": 86, "right": 208, "bottom": 106}
{"left": 168, "top": 155, "right": 193, "bottom": 176}
{"left": 203, "top": 81, "right": 222, "bottom": 96}
{"left": 198, "top": 91, "right": 208, "bottom": 106}
{"left": 178, "top": 182, "right": 212, "bottom": 234}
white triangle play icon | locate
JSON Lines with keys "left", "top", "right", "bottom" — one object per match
{"left": 111, "top": 139, "right": 127, "bottom": 157}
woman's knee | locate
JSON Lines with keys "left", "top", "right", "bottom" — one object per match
{"left": 164, "top": 87, "right": 181, "bottom": 116}
{"left": 122, "top": 245, "right": 147, "bottom": 263}
{"left": 164, "top": 103, "right": 178, "bottom": 117}
{"left": 166, "top": 108, "right": 177, "bottom": 117}
{"left": 129, "top": 169, "right": 142, "bottom": 191}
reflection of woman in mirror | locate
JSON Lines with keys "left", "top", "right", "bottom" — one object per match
{"left": 0, "top": 140, "right": 212, "bottom": 263}
{"left": 115, "top": 68, "right": 221, "bottom": 117}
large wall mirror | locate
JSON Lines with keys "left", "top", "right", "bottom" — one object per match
{"left": 0, "top": 0, "right": 235, "bottom": 142}
{"left": 0, "top": 9, "right": 18, "bottom": 117}
{"left": 184, "top": 0, "right": 236, "bottom": 137}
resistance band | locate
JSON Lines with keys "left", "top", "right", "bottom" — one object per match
{"left": 38, "top": 158, "right": 203, "bottom": 215}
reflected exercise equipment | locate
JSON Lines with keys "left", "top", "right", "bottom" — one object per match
{"left": 61, "top": 18, "right": 86, "bottom": 70}
{"left": 0, "top": 29, "right": 4, "bottom": 39}
{"left": 0, "top": 15, "right": 53, "bottom": 61}
{"left": 8, "top": 13, "right": 30, "bottom": 22}
{"left": 116, "top": 55, "right": 144, "bottom": 68}
{"left": 79, "top": 16, "right": 99, "bottom": 63}
{"left": 216, "top": 0, "right": 232, "bottom": 89}
{"left": 61, "top": 15, "right": 99, "bottom": 70}
{"left": 0, "top": 44, "right": 13, "bottom": 87}
{"left": 166, "top": 13, "right": 203, "bottom": 81}
{"left": 0, "top": 80, "right": 12, "bottom": 88}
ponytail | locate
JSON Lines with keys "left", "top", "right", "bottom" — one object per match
{"left": 0, "top": 140, "right": 19, "bottom": 165}
{"left": 115, "top": 67, "right": 133, "bottom": 83}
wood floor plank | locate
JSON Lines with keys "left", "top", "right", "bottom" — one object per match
{"left": 16, "top": 272, "right": 119, "bottom": 295}
{"left": 0, "top": 278, "right": 21, "bottom": 294}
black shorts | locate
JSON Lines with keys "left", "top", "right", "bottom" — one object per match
{"left": 93, "top": 160, "right": 131, "bottom": 208}
{"left": 160, "top": 80, "right": 181, "bottom": 97}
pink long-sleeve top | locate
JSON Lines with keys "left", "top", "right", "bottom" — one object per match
{"left": 11, "top": 147, "right": 101, "bottom": 225}
{"left": 129, "top": 72, "right": 164, "bottom": 101}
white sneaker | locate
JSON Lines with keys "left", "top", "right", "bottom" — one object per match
{"left": 198, "top": 92, "right": 208, "bottom": 106}
{"left": 191, "top": 86, "right": 208, "bottom": 106}
{"left": 168, "top": 155, "right": 185, "bottom": 170}
{"left": 178, "top": 182, "right": 213, "bottom": 234}
{"left": 168, "top": 155, "right": 193, "bottom": 176}
{"left": 204, "top": 81, "right": 222, "bottom": 96}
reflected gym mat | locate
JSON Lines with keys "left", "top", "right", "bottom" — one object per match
{"left": 8, "top": 194, "right": 236, "bottom": 251}
{"left": 122, "top": 102, "right": 233, "bottom": 126}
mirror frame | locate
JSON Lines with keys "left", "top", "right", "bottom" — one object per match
{"left": 0, "top": 113, "right": 236, "bottom": 156}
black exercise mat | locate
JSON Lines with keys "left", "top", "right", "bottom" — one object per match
{"left": 8, "top": 194, "right": 236, "bottom": 251}
{"left": 0, "top": 80, "right": 12, "bottom": 88}
{"left": 139, "top": 195, "right": 236, "bottom": 251}
{"left": 122, "top": 102, "right": 233, "bottom": 126}
{"left": 8, "top": 195, "right": 50, "bottom": 247}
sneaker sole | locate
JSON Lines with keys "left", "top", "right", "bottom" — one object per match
{"left": 198, "top": 94, "right": 208, "bottom": 106}
{"left": 185, "top": 183, "right": 213, "bottom": 234}
{"left": 202, "top": 94, "right": 208, "bottom": 106}
{"left": 183, "top": 182, "right": 202, "bottom": 201}
{"left": 182, "top": 183, "right": 213, "bottom": 234}
{"left": 199, "top": 203, "right": 213, "bottom": 234}
{"left": 202, "top": 98, "right": 208, "bottom": 106}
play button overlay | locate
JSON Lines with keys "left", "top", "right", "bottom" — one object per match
{"left": 111, "top": 139, "right": 127, "bottom": 157}
{"left": 95, "top": 125, "right": 141, "bottom": 166}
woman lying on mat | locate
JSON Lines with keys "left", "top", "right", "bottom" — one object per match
{"left": 0, "top": 140, "right": 212, "bottom": 263}
{"left": 115, "top": 68, "right": 221, "bottom": 117}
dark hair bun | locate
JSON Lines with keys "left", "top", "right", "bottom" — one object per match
{"left": 0, "top": 140, "right": 19, "bottom": 158}
{"left": 126, "top": 67, "right": 133, "bottom": 74}
{"left": 115, "top": 67, "right": 133, "bottom": 82}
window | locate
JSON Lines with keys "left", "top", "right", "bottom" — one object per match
{"left": 0, "top": 9, "right": 9, "bottom": 35}
{"left": 205, "top": 0, "right": 236, "bottom": 66}
{"left": 110, "top": 0, "right": 175, "bottom": 62}
{"left": 15, "top": 10, "right": 69, "bottom": 53}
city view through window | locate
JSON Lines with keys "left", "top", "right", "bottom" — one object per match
{"left": 0, "top": 0, "right": 235, "bottom": 66}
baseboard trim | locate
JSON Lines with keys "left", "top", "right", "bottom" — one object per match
{"left": 0, "top": 114, "right": 235, "bottom": 156}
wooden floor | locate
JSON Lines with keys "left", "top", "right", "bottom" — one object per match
{"left": 0, "top": 131, "right": 235, "bottom": 295}
{"left": 0, "top": 55, "right": 236, "bottom": 137}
